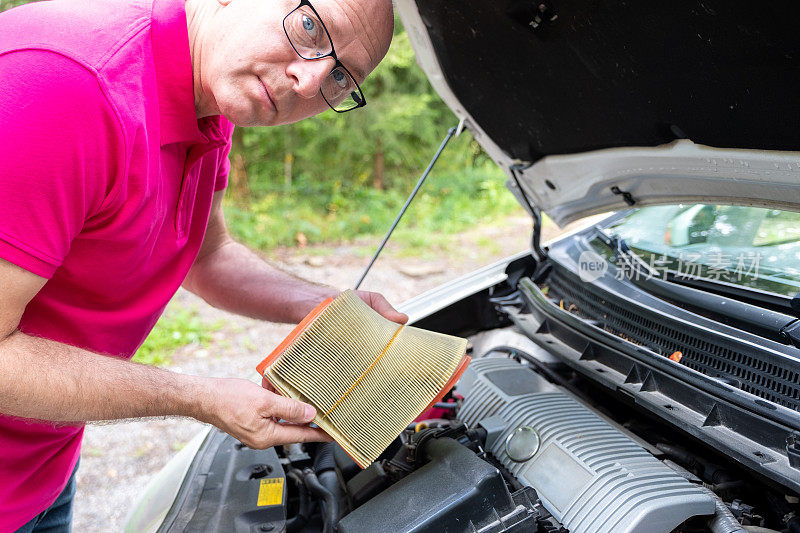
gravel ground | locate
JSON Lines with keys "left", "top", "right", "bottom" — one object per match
{"left": 73, "top": 215, "right": 545, "bottom": 531}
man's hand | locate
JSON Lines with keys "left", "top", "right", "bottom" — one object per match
{"left": 200, "top": 378, "right": 331, "bottom": 448}
{"left": 354, "top": 290, "right": 408, "bottom": 324}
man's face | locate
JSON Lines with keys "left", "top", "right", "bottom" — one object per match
{"left": 200, "top": 0, "right": 391, "bottom": 127}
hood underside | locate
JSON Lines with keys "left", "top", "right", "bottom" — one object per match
{"left": 396, "top": 0, "right": 800, "bottom": 225}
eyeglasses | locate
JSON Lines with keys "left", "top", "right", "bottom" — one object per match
{"left": 283, "top": 0, "right": 367, "bottom": 113}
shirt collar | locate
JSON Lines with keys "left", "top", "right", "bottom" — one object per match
{"left": 151, "top": 0, "right": 203, "bottom": 146}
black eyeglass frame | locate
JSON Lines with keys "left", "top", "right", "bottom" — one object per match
{"left": 282, "top": 0, "right": 367, "bottom": 113}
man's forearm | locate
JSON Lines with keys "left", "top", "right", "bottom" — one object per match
{"left": 183, "top": 240, "right": 338, "bottom": 323}
{"left": 0, "top": 329, "right": 330, "bottom": 447}
{"left": 0, "top": 330, "right": 206, "bottom": 423}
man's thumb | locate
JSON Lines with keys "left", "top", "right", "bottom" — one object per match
{"left": 270, "top": 394, "right": 316, "bottom": 423}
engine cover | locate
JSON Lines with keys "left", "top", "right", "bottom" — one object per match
{"left": 338, "top": 437, "right": 543, "bottom": 533}
{"left": 458, "top": 357, "right": 715, "bottom": 533}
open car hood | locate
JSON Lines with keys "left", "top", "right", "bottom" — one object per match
{"left": 395, "top": 0, "right": 800, "bottom": 226}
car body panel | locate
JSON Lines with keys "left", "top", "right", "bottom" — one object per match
{"left": 396, "top": 0, "right": 800, "bottom": 225}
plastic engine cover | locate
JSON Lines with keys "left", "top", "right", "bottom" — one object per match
{"left": 458, "top": 357, "right": 716, "bottom": 533}
{"left": 338, "top": 437, "right": 543, "bottom": 533}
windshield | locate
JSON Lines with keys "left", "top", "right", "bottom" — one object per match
{"left": 601, "top": 205, "right": 800, "bottom": 297}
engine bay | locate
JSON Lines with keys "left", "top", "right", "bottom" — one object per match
{"left": 155, "top": 325, "right": 800, "bottom": 533}
{"left": 146, "top": 240, "right": 800, "bottom": 533}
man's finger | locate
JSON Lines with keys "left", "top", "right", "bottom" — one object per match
{"left": 261, "top": 376, "right": 277, "bottom": 394}
{"left": 357, "top": 291, "right": 408, "bottom": 324}
{"left": 269, "top": 393, "right": 316, "bottom": 423}
{"left": 379, "top": 306, "right": 409, "bottom": 324}
{"left": 271, "top": 423, "right": 333, "bottom": 444}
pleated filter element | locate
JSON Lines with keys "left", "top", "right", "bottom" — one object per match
{"left": 256, "top": 290, "right": 470, "bottom": 468}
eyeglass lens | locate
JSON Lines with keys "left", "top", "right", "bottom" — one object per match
{"left": 284, "top": 7, "right": 332, "bottom": 59}
{"left": 284, "top": 3, "right": 365, "bottom": 112}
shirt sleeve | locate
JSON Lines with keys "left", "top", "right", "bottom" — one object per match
{"left": 0, "top": 50, "right": 124, "bottom": 278}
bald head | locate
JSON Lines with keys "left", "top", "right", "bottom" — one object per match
{"left": 341, "top": 0, "right": 394, "bottom": 73}
{"left": 312, "top": 0, "right": 394, "bottom": 80}
{"left": 188, "top": 0, "right": 395, "bottom": 125}
{"left": 371, "top": 0, "right": 395, "bottom": 66}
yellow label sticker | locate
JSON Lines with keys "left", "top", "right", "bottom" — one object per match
{"left": 257, "top": 477, "right": 284, "bottom": 507}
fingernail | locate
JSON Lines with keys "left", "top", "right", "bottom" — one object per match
{"left": 305, "top": 406, "right": 316, "bottom": 421}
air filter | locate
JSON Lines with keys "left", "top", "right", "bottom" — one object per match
{"left": 256, "top": 290, "right": 470, "bottom": 467}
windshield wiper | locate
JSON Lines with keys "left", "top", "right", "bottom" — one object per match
{"left": 594, "top": 228, "right": 658, "bottom": 279}
{"left": 591, "top": 228, "right": 800, "bottom": 346}
{"left": 595, "top": 227, "right": 797, "bottom": 315}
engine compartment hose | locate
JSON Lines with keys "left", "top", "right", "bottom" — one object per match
{"left": 303, "top": 468, "right": 339, "bottom": 533}
{"left": 699, "top": 486, "right": 746, "bottom": 533}
{"left": 658, "top": 443, "right": 739, "bottom": 486}
{"left": 657, "top": 443, "right": 705, "bottom": 475}
{"left": 286, "top": 468, "right": 315, "bottom": 532}
{"left": 313, "top": 443, "right": 346, "bottom": 522}
{"left": 314, "top": 442, "right": 336, "bottom": 473}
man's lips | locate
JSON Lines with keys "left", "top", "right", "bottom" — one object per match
{"left": 258, "top": 77, "right": 277, "bottom": 113}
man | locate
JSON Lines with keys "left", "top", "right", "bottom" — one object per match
{"left": 0, "top": 0, "right": 397, "bottom": 529}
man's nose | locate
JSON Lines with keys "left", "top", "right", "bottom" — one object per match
{"left": 287, "top": 57, "right": 334, "bottom": 100}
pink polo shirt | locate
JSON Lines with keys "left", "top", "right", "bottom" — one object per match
{"left": 0, "top": 0, "right": 234, "bottom": 528}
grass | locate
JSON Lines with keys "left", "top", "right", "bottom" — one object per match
{"left": 133, "top": 307, "right": 220, "bottom": 367}
{"left": 475, "top": 235, "right": 502, "bottom": 257}
{"left": 223, "top": 165, "right": 525, "bottom": 252}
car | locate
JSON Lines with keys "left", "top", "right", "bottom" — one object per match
{"left": 125, "top": 0, "right": 800, "bottom": 531}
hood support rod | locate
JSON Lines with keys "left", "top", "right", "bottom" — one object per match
{"left": 510, "top": 164, "right": 547, "bottom": 262}
{"left": 355, "top": 124, "right": 459, "bottom": 290}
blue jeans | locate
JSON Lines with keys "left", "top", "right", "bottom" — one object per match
{"left": 16, "top": 462, "right": 78, "bottom": 533}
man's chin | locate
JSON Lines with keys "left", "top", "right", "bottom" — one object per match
{"left": 220, "top": 106, "right": 277, "bottom": 128}
{"left": 217, "top": 100, "right": 326, "bottom": 127}
{"left": 232, "top": 116, "right": 277, "bottom": 127}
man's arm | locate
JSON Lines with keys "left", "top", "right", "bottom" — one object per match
{"left": 182, "top": 191, "right": 408, "bottom": 324}
{"left": 0, "top": 258, "right": 330, "bottom": 448}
